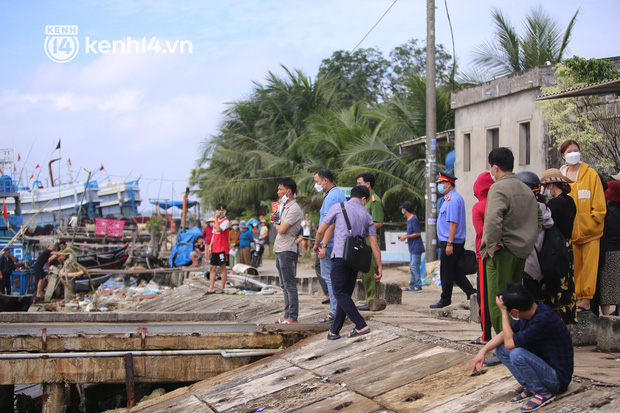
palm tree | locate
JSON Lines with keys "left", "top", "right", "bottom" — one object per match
{"left": 467, "top": 5, "right": 579, "bottom": 81}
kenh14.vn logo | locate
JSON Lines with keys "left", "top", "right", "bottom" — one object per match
{"left": 44, "top": 25, "right": 193, "bottom": 63}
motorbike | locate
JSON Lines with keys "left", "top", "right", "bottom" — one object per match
{"left": 250, "top": 237, "right": 265, "bottom": 268}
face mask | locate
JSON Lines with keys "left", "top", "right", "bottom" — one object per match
{"left": 314, "top": 182, "right": 323, "bottom": 193}
{"left": 281, "top": 193, "right": 289, "bottom": 203}
{"left": 220, "top": 211, "right": 226, "bottom": 217}
{"left": 232, "top": 226, "right": 239, "bottom": 230}
{"left": 542, "top": 187, "right": 552, "bottom": 198}
{"left": 509, "top": 310, "right": 520, "bottom": 321}
{"left": 401, "top": 209, "right": 405, "bottom": 216}
{"left": 437, "top": 183, "right": 445, "bottom": 195}
{"left": 208, "top": 223, "right": 214, "bottom": 227}
{"left": 565, "top": 151, "right": 581, "bottom": 165}
{"left": 490, "top": 166, "right": 497, "bottom": 182}
{"left": 252, "top": 224, "right": 258, "bottom": 228}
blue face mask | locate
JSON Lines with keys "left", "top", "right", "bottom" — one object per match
{"left": 401, "top": 209, "right": 405, "bottom": 216}
{"left": 232, "top": 226, "right": 239, "bottom": 230}
{"left": 437, "top": 183, "right": 445, "bottom": 195}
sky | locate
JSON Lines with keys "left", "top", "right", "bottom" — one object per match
{"left": 1, "top": 0, "right": 618, "bottom": 215}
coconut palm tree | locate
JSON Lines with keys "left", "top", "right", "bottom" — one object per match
{"left": 467, "top": 5, "right": 579, "bottom": 81}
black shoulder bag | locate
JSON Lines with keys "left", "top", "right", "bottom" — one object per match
{"left": 341, "top": 202, "right": 372, "bottom": 273}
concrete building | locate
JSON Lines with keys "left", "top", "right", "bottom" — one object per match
{"left": 451, "top": 60, "right": 620, "bottom": 250}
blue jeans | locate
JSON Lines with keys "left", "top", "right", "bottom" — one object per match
{"left": 320, "top": 246, "right": 337, "bottom": 316}
{"left": 275, "top": 251, "right": 299, "bottom": 321}
{"left": 409, "top": 253, "right": 422, "bottom": 289}
{"left": 495, "top": 344, "right": 561, "bottom": 395}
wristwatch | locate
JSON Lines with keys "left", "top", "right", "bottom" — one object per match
{"left": 320, "top": 242, "right": 327, "bottom": 248}
{"left": 447, "top": 241, "right": 453, "bottom": 246}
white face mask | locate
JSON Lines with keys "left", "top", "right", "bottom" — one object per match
{"left": 314, "top": 182, "right": 323, "bottom": 193}
{"left": 542, "top": 187, "right": 552, "bottom": 198}
{"left": 490, "top": 166, "right": 497, "bottom": 182}
{"left": 565, "top": 151, "right": 581, "bottom": 165}
{"left": 509, "top": 310, "right": 520, "bottom": 322}
{"left": 281, "top": 194, "right": 289, "bottom": 203}
{"left": 220, "top": 211, "right": 226, "bottom": 217}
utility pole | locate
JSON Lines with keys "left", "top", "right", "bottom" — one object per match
{"left": 425, "top": 0, "right": 438, "bottom": 261}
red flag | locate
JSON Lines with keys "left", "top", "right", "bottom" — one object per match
{"left": 35, "top": 164, "right": 40, "bottom": 169}
{"left": 68, "top": 158, "right": 72, "bottom": 166}
{"left": 3, "top": 201, "right": 8, "bottom": 220}
{"left": 17, "top": 153, "right": 21, "bottom": 161}
{"left": 30, "top": 173, "right": 34, "bottom": 179}
{"left": 13, "top": 165, "right": 16, "bottom": 171}
{"left": 0, "top": 168, "right": 3, "bottom": 175}
{"left": 100, "top": 164, "right": 105, "bottom": 171}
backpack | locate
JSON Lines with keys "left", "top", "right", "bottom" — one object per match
{"left": 535, "top": 225, "right": 570, "bottom": 280}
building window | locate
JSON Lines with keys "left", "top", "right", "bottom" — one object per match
{"left": 463, "top": 133, "right": 471, "bottom": 171}
{"left": 519, "top": 122, "right": 531, "bottom": 165}
{"left": 486, "top": 128, "right": 499, "bottom": 159}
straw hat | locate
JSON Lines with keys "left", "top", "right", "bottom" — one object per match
{"left": 205, "top": 216, "right": 215, "bottom": 223}
{"left": 540, "top": 168, "right": 573, "bottom": 185}
{"left": 231, "top": 219, "right": 239, "bottom": 225}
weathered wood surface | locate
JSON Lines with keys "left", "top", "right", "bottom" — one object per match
{"left": 0, "top": 355, "right": 260, "bottom": 384}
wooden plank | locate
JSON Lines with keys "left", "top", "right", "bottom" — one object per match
{"left": 296, "top": 390, "right": 383, "bottom": 413}
{"left": 42, "top": 383, "right": 64, "bottom": 413}
{"left": 192, "top": 366, "right": 316, "bottom": 412}
{"left": 375, "top": 361, "right": 513, "bottom": 412}
{"left": 130, "top": 393, "right": 215, "bottom": 413}
{"left": 279, "top": 330, "right": 401, "bottom": 370}
{"left": 0, "top": 355, "right": 260, "bottom": 385}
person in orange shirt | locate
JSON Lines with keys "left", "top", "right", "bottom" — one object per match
{"left": 207, "top": 204, "right": 229, "bottom": 294}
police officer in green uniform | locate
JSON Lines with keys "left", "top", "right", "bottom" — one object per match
{"left": 355, "top": 173, "right": 384, "bottom": 311}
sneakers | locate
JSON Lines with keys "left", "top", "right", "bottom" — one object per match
{"left": 404, "top": 287, "right": 422, "bottom": 292}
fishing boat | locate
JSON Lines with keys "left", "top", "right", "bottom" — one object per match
{"left": 0, "top": 293, "right": 33, "bottom": 312}
{"left": 76, "top": 243, "right": 130, "bottom": 270}
{"left": 73, "top": 274, "right": 113, "bottom": 293}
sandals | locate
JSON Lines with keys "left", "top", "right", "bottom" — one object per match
{"left": 347, "top": 328, "right": 371, "bottom": 338}
{"left": 326, "top": 332, "right": 340, "bottom": 340}
{"left": 275, "top": 318, "right": 290, "bottom": 324}
{"left": 320, "top": 314, "right": 334, "bottom": 323}
{"left": 576, "top": 306, "right": 591, "bottom": 313}
{"left": 470, "top": 337, "right": 488, "bottom": 345}
{"left": 520, "top": 393, "right": 555, "bottom": 412}
{"left": 511, "top": 389, "right": 534, "bottom": 403}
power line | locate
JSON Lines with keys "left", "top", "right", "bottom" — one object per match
{"left": 352, "top": 0, "right": 398, "bottom": 51}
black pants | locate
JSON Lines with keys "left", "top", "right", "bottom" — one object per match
{"left": 0, "top": 273, "right": 12, "bottom": 295}
{"left": 477, "top": 257, "right": 492, "bottom": 342}
{"left": 330, "top": 258, "right": 367, "bottom": 335}
{"left": 439, "top": 241, "right": 476, "bottom": 305}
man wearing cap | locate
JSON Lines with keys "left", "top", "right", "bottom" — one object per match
{"left": 431, "top": 171, "right": 476, "bottom": 308}
{"left": 480, "top": 147, "right": 542, "bottom": 334}
{"left": 356, "top": 172, "right": 384, "bottom": 311}
{"left": 398, "top": 201, "right": 425, "bottom": 292}
{"left": 207, "top": 204, "right": 230, "bottom": 293}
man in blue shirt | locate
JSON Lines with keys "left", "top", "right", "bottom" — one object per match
{"left": 431, "top": 172, "right": 476, "bottom": 308}
{"left": 472, "top": 282, "right": 573, "bottom": 412}
{"left": 398, "top": 201, "right": 425, "bottom": 292}
{"left": 314, "top": 169, "right": 347, "bottom": 323}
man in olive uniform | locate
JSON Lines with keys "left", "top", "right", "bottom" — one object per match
{"left": 356, "top": 172, "right": 384, "bottom": 311}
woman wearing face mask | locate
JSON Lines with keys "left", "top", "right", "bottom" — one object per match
{"left": 540, "top": 169, "right": 577, "bottom": 323}
{"left": 559, "top": 140, "right": 606, "bottom": 312}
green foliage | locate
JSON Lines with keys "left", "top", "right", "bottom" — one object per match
{"left": 464, "top": 5, "right": 579, "bottom": 82}
{"left": 145, "top": 215, "right": 166, "bottom": 237}
{"left": 193, "top": 39, "right": 457, "bottom": 221}
{"left": 561, "top": 56, "right": 620, "bottom": 84}
{"left": 538, "top": 58, "right": 620, "bottom": 173}
{"left": 318, "top": 38, "right": 456, "bottom": 106}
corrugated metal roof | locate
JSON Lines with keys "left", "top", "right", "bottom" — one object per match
{"left": 536, "top": 77, "right": 620, "bottom": 100}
